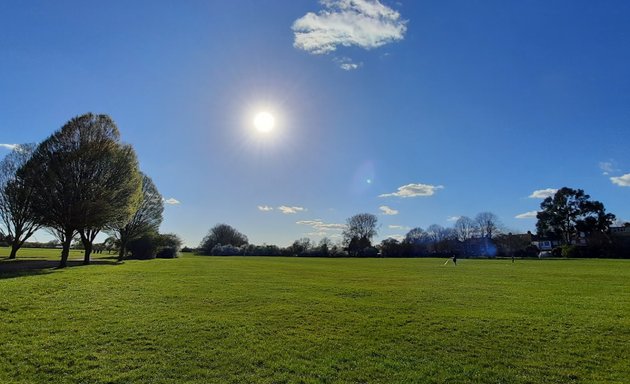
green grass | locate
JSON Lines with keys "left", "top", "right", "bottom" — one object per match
{"left": 0, "top": 249, "right": 628, "bottom": 383}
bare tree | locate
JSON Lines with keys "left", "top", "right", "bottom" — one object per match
{"left": 475, "top": 212, "right": 501, "bottom": 239}
{"left": 0, "top": 144, "right": 41, "bottom": 259}
{"left": 454, "top": 216, "right": 477, "bottom": 242}
{"left": 108, "top": 173, "right": 163, "bottom": 261}
{"left": 343, "top": 213, "right": 378, "bottom": 245}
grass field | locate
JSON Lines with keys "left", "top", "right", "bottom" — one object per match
{"left": 1, "top": 248, "right": 628, "bottom": 383}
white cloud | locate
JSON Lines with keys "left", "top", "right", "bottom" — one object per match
{"left": 278, "top": 206, "right": 306, "bottom": 214}
{"left": 335, "top": 57, "right": 363, "bottom": 70}
{"left": 379, "top": 205, "right": 398, "bottom": 215}
{"left": 258, "top": 205, "right": 274, "bottom": 212}
{"left": 515, "top": 211, "right": 538, "bottom": 219}
{"left": 529, "top": 188, "right": 558, "bottom": 199}
{"left": 292, "top": 0, "right": 407, "bottom": 55}
{"left": 379, "top": 183, "right": 444, "bottom": 198}
{"left": 297, "top": 219, "right": 346, "bottom": 231}
{"left": 611, "top": 174, "right": 630, "bottom": 187}
{"left": 163, "top": 198, "right": 180, "bottom": 205}
{"left": 446, "top": 216, "right": 461, "bottom": 222}
{"left": 388, "top": 225, "right": 410, "bottom": 230}
{"left": 0, "top": 144, "right": 19, "bottom": 150}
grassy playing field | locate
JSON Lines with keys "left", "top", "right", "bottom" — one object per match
{"left": 0, "top": 248, "right": 628, "bottom": 383}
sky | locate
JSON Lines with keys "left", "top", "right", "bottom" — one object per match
{"left": 1, "top": 0, "right": 629, "bottom": 247}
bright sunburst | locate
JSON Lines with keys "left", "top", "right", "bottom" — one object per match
{"left": 253, "top": 111, "right": 275, "bottom": 133}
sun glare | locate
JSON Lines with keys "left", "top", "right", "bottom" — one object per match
{"left": 253, "top": 111, "right": 275, "bottom": 133}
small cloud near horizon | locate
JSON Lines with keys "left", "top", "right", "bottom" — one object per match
{"left": 278, "top": 206, "right": 306, "bottom": 214}
{"left": 379, "top": 205, "right": 398, "bottom": 215}
{"left": 388, "top": 225, "right": 409, "bottom": 230}
{"left": 446, "top": 216, "right": 461, "bottom": 222}
{"left": 258, "top": 205, "right": 274, "bottom": 212}
{"left": 529, "top": 188, "right": 557, "bottom": 199}
{"left": 515, "top": 211, "right": 538, "bottom": 219}
{"left": 379, "top": 183, "right": 444, "bottom": 198}
{"left": 297, "top": 219, "right": 346, "bottom": 232}
{"left": 611, "top": 174, "right": 630, "bottom": 187}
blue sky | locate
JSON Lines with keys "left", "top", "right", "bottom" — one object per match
{"left": 1, "top": 0, "right": 629, "bottom": 247}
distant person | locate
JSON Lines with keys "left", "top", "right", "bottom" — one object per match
{"left": 511, "top": 254, "right": 515, "bottom": 263}
{"left": 452, "top": 254, "right": 457, "bottom": 266}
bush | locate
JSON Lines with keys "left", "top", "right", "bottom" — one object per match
{"left": 157, "top": 247, "right": 178, "bottom": 259}
{"left": 127, "top": 234, "right": 158, "bottom": 260}
{"left": 210, "top": 244, "right": 243, "bottom": 256}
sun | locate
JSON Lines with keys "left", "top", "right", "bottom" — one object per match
{"left": 253, "top": 111, "right": 275, "bottom": 133}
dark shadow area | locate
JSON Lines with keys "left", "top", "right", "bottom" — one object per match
{"left": 0, "top": 259, "right": 119, "bottom": 280}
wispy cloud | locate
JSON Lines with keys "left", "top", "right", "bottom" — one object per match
{"left": 529, "top": 188, "right": 557, "bottom": 199}
{"left": 278, "top": 206, "right": 306, "bottom": 214}
{"left": 292, "top": 0, "right": 407, "bottom": 57}
{"left": 446, "top": 216, "right": 461, "bottom": 222}
{"left": 599, "top": 161, "right": 618, "bottom": 175}
{"left": 611, "top": 174, "right": 630, "bottom": 187}
{"left": 163, "top": 197, "right": 180, "bottom": 205}
{"left": 258, "top": 205, "right": 274, "bottom": 212}
{"left": 0, "top": 143, "right": 19, "bottom": 150}
{"left": 386, "top": 234, "right": 405, "bottom": 242}
{"left": 379, "top": 205, "right": 398, "bottom": 215}
{"left": 379, "top": 183, "right": 444, "bottom": 198}
{"left": 388, "top": 225, "right": 410, "bottom": 230}
{"left": 515, "top": 211, "right": 538, "bottom": 219}
{"left": 297, "top": 219, "right": 346, "bottom": 232}
{"left": 335, "top": 57, "right": 363, "bottom": 71}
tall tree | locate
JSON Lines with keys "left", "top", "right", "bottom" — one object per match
{"left": 108, "top": 173, "right": 164, "bottom": 261}
{"left": 536, "top": 187, "right": 615, "bottom": 244}
{"left": 199, "top": 224, "right": 248, "bottom": 255}
{"left": 20, "top": 113, "right": 142, "bottom": 268}
{"left": 454, "top": 216, "right": 477, "bottom": 242}
{"left": 343, "top": 213, "right": 378, "bottom": 256}
{"left": 343, "top": 213, "right": 378, "bottom": 245}
{"left": 475, "top": 212, "right": 501, "bottom": 239}
{"left": 0, "top": 144, "right": 41, "bottom": 259}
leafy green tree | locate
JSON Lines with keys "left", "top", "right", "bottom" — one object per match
{"left": 0, "top": 144, "right": 41, "bottom": 259}
{"left": 108, "top": 173, "right": 164, "bottom": 261}
{"left": 536, "top": 187, "right": 615, "bottom": 244}
{"left": 20, "top": 114, "right": 142, "bottom": 267}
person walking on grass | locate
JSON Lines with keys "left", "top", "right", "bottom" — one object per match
{"left": 452, "top": 254, "right": 457, "bottom": 266}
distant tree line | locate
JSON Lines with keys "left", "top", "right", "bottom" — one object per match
{"left": 195, "top": 188, "right": 627, "bottom": 259}
{"left": 0, "top": 113, "right": 182, "bottom": 267}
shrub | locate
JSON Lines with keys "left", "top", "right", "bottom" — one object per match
{"left": 210, "top": 244, "right": 243, "bottom": 256}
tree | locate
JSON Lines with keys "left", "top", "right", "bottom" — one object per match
{"left": 343, "top": 213, "right": 377, "bottom": 246}
{"left": 108, "top": 173, "right": 164, "bottom": 261}
{"left": 20, "top": 113, "right": 142, "bottom": 267}
{"left": 475, "top": 212, "right": 501, "bottom": 239}
{"left": 454, "top": 216, "right": 477, "bottom": 242}
{"left": 0, "top": 144, "right": 41, "bottom": 259}
{"left": 536, "top": 187, "right": 615, "bottom": 244}
{"left": 426, "top": 224, "right": 456, "bottom": 253}
{"left": 199, "top": 224, "right": 248, "bottom": 255}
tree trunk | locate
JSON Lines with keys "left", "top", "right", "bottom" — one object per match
{"left": 83, "top": 243, "right": 92, "bottom": 265}
{"left": 80, "top": 233, "right": 92, "bottom": 265}
{"left": 117, "top": 240, "right": 126, "bottom": 262}
{"left": 9, "top": 244, "right": 18, "bottom": 259}
{"left": 59, "top": 229, "right": 73, "bottom": 269}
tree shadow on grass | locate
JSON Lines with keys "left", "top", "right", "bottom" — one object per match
{"left": 0, "top": 259, "right": 119, "bottom": 280}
